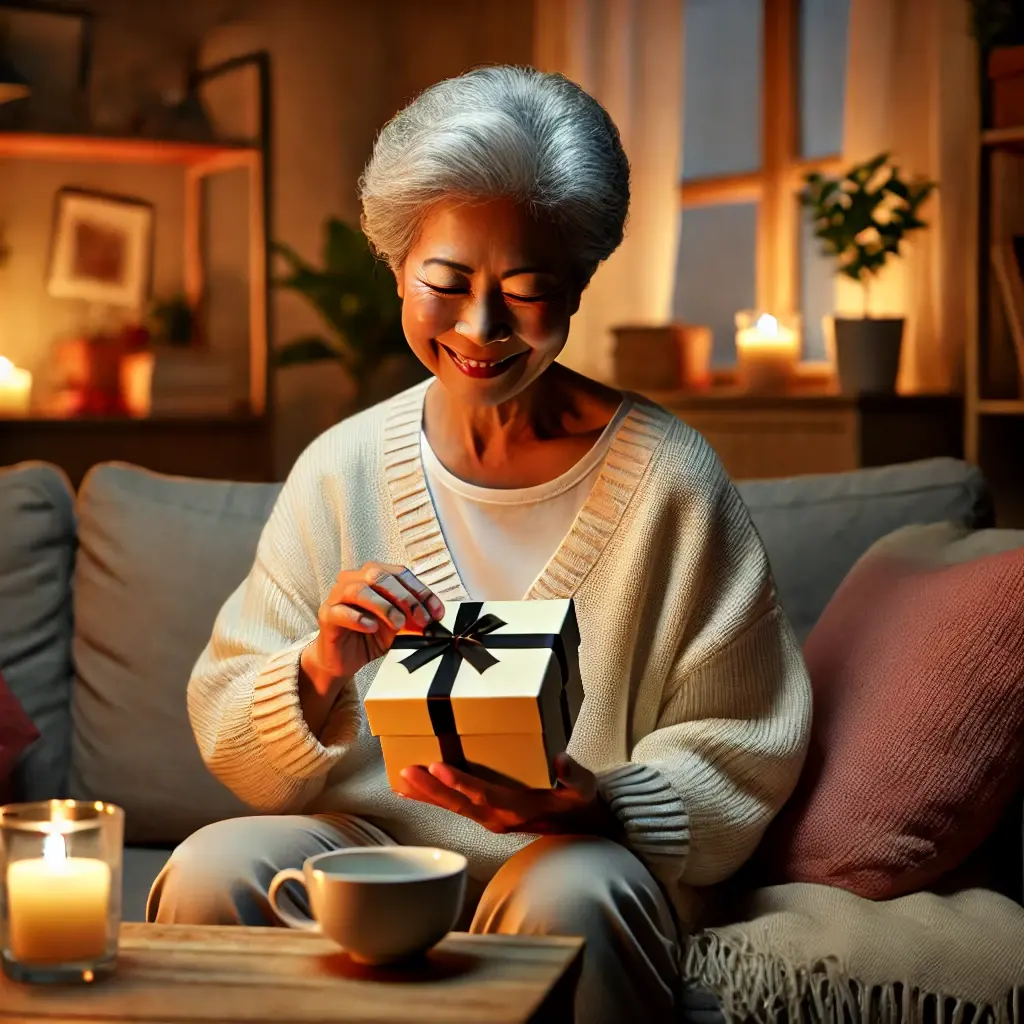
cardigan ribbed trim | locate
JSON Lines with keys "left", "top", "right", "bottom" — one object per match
{"left": 382, "top": 380, "right": 671, "bottom": 603}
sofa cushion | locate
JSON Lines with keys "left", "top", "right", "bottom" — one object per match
{"left": 0, "top": 670, "right": 40, "bottom": 803}
{"left": 69, "top": 463, "right": 282, "bottom": 843}
{"left": 735, "top": 458, "right": 991, "bottom": 642}
{"left": 0, "top": 462, "right": 76, "bottom": 800}
{"left": 760, "top": 521, "right": 1024, "bottom": 900}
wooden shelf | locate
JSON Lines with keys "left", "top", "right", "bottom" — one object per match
{"left": 981, "top": 126, "right": 1024, "bottom": 152}
{"left": 647, "top": 389, "right": 960, "bottom": 413}
{"left": 0, "top": 132, "right": 259, "bottom": 167}
{"left": 0, "top": 413, "right": 264, "bottom": 427}
{"left": 978, "top": 399, "right": 1024, "bottom": 415}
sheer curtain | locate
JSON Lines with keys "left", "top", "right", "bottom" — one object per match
{"left": 533, "top": 0, "right": 684, "bottom": 381}
{"left": 839, "top": 0, "right": 979, "bottom": 392}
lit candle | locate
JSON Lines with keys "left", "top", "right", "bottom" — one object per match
{"left": 735, "top": 313, "right": 799, "bottom": 393}
{"left": 6, "top": 830, "right": 111, "bottom": 964}
{"left": 0, "top": 355, "right": 32, "bottom": 415}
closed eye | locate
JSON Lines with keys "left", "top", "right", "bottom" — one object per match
{"left": 422, "top": 282, "right": 467, "bottom": 295}
{"left": 504, "top": 290, "right": 560, "bottom": 303}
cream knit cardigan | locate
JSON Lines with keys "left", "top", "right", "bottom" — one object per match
{"left": 188, "top": 381, "right": 812, "bottom": 907}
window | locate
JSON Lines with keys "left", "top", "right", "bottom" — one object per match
{"left": 674, "top": 0, "right": 852, "bottom": 364}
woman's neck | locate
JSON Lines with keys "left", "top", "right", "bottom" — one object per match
{"left": 422, "top": 364, "right": 623, "bottom": 488}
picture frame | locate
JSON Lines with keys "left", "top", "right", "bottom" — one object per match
{"left": 0, "top": 1, "right": 92, "bottom": 131}
{"left": 47, "top": 189, "right": 154, "bottom": 310}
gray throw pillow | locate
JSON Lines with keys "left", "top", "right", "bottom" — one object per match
{"left": 69, "top": 463, "right": 281, "bottom": 843}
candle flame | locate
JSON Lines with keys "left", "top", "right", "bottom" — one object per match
{"left": 42, "top": 830, "right": 67, "bottom": 864}
{"left": 755, "top": 313, "right": 779, "bottom": 337}
{"left": 0, "top": 356, "right": 13, "bottom": 379}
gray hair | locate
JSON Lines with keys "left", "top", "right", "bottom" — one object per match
{"left": 359, "top": 65, "right": 630, "bottom": 287}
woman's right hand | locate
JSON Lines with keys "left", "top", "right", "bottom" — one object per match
{"left": 300, "top": 562, "right": 445, "bottom": 696}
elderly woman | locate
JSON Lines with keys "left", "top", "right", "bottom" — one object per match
{"left": 148, "top": 66, "right": 811, "bottom": 1022}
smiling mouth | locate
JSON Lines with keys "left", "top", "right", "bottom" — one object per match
{"left": 440, "top": 344, "right": 526, "bottom": 379}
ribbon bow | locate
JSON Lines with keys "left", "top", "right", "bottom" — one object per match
{"left": 394, "top": 608, "right": 508, "bottom": 675}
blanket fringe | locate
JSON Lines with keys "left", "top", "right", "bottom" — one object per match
{"left": 683, "top": 933, "right": 1024, "bottom": 1024}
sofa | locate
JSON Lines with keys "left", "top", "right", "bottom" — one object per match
{"left": 1, "top": 455, "right": 1021, "bottom": 1017}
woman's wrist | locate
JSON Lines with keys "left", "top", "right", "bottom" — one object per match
{"left": 298, "top": 643, "right": 350, "bottom": 738}
{"left": 528, "top": 793, "right": 625, "bottom": 841}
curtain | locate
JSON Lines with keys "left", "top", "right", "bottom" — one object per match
{"left": 839, "top": 0, "right": 979, "bottom": 393}
{"left": 533, "top": 0, "right": 684, "bottom": 381}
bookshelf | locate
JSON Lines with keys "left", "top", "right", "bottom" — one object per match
{"left": 0, "top": 52, "right": 275, "bottom": 482}
{"left": 967, "top": 116, "right": 1024, "bottom": 524}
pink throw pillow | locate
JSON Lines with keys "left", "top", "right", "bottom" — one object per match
{"left": 759, "top": 528, "right": 1024, "bottom": 900}
{"left": 0, "top": 670, "right": 39, "bottom": 804}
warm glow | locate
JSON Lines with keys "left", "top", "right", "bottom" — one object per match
{"left": 42, "top": 831, "right": 67, "bottom": 865}
{"left": 7, "top": 810, "right": 111, "bottom": 965}
{"left": 754, "top": 313, "right": 780, "bottom": 338}
{"left": 0, "top": 354, "right": 32, "bottom": 415}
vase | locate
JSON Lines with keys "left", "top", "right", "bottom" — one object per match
{"left": 833, "top": 318, "right": 905, "bottom": 395}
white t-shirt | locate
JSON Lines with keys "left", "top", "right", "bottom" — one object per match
{"left": 420, "top": 398, "right": 632, "bottom": 600}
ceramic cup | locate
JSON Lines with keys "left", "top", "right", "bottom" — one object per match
{"left": 268, "top": 847, "right": 467, "bottom": 964}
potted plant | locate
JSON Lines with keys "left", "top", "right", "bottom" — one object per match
{"left": 273, "top": 217, "right": 426, "bottom": 413}
{"left": 802, "top": 152, "right": 936, "bottom": 395}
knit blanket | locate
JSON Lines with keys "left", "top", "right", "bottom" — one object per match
{"left": 683, "top": 883, "right": 1024, "bottom": 1023}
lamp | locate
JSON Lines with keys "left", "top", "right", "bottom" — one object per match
{"left": 0, "top": 55, "right": 29, "bottom": 105}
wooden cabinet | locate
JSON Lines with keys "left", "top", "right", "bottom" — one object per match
{"left": 647, "top": 391, "right": 963, "bottom": 481}
{"left": 0, "top": 417, "right": 274, "bottom": 489}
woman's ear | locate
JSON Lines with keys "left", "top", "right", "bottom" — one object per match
{"left": 568, "top": 287, "right": 582, "bottom": 316}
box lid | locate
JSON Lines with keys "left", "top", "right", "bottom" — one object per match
{"left": 364, "top": 599, "right": 580, "bottom": 739}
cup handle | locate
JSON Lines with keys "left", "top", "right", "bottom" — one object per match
{"left": 268, "top": 868, "right": 321, "bottom": 932}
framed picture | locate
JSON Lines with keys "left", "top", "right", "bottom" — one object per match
{"left": 47, "top": 189, "right": 154, "bottom": 310}
{"left": 0, "top": 2, "right": 92, "bottom": 130}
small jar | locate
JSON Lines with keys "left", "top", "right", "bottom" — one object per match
{"left": 0, "top": 800, "right": 124, "bottom": 983}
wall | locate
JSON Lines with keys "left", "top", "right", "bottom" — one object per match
{"left": 0, "top": 0, "right": 533, "bottom": 473}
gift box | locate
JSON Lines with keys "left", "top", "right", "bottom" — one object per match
{"left": 364, "top": 599, "right": 584, "bottom": 790}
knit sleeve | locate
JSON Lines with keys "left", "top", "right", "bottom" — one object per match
{"left": 596, "top": 468, "right": 812, "bottom": 889}
{"left": 187, "top": 441, "right": 360, "bottom": 814}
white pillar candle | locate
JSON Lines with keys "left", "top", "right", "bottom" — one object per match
{"left": 735, "top": 313, "right": 799, "bottom": 393}
{"left": 0, "top": 356, "right": 32, "bottom": 415}
{"left": 7, "top": 832, "right": 111, "bottom": 964}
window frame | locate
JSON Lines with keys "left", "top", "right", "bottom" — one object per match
{"left": 680, "top": 0, "right": 844, "bottom": 356}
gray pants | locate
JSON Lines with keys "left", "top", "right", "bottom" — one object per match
{"left": 147, "top": 814, "right": 680, "bottom": 1023}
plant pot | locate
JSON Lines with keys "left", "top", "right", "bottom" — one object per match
{"left": 833, "top": 318, "right": 905, "bottom": 395}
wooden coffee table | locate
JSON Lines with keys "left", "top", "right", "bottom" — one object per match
{"left": 0, "top": 923, "right": 583, "bottom": 1023}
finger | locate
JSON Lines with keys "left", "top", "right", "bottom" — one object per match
{"left": 400, "top": 766, "right": 479, "bottom": 817}
{"left": 321, "top": 603, "right": 379, "bottom": 633}
{"left": 339, "top": 581, "right": 408, "bottom": 630}
{"left": 363, "top": 566, "right": 432, "bottom": 630}
{"left": 390, "top": 567, "right": 445, "bottom": 622}
{"left": 427, "top": 763, "right": 494, "bottom": 807}
{"left": 554, "top": 753, "right": 589, "bottom": 790}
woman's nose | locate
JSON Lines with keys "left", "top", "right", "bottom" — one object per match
{"left": 455, "top": 292, "right": 512, "bottom": 346}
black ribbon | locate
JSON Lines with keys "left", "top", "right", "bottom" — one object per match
{"left": 390, "top": 602, "right": 573, "bottom": 768}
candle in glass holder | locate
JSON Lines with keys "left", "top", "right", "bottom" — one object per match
{"left": 0, "top": 356, "right": 32, "bottom": 416}
{"left": 7, "top": 830, "right": 111, "bottom": 964}
{"left": 735, "top": 312, "right": 800, "bottom": 393}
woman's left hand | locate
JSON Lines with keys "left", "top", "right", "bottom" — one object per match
{"left": 397, "top": 753, "right": 620, "bottom": 837}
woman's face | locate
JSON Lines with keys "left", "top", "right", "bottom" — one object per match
{"left": 397, "top": 198, "right": 580, "bottom": 407}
